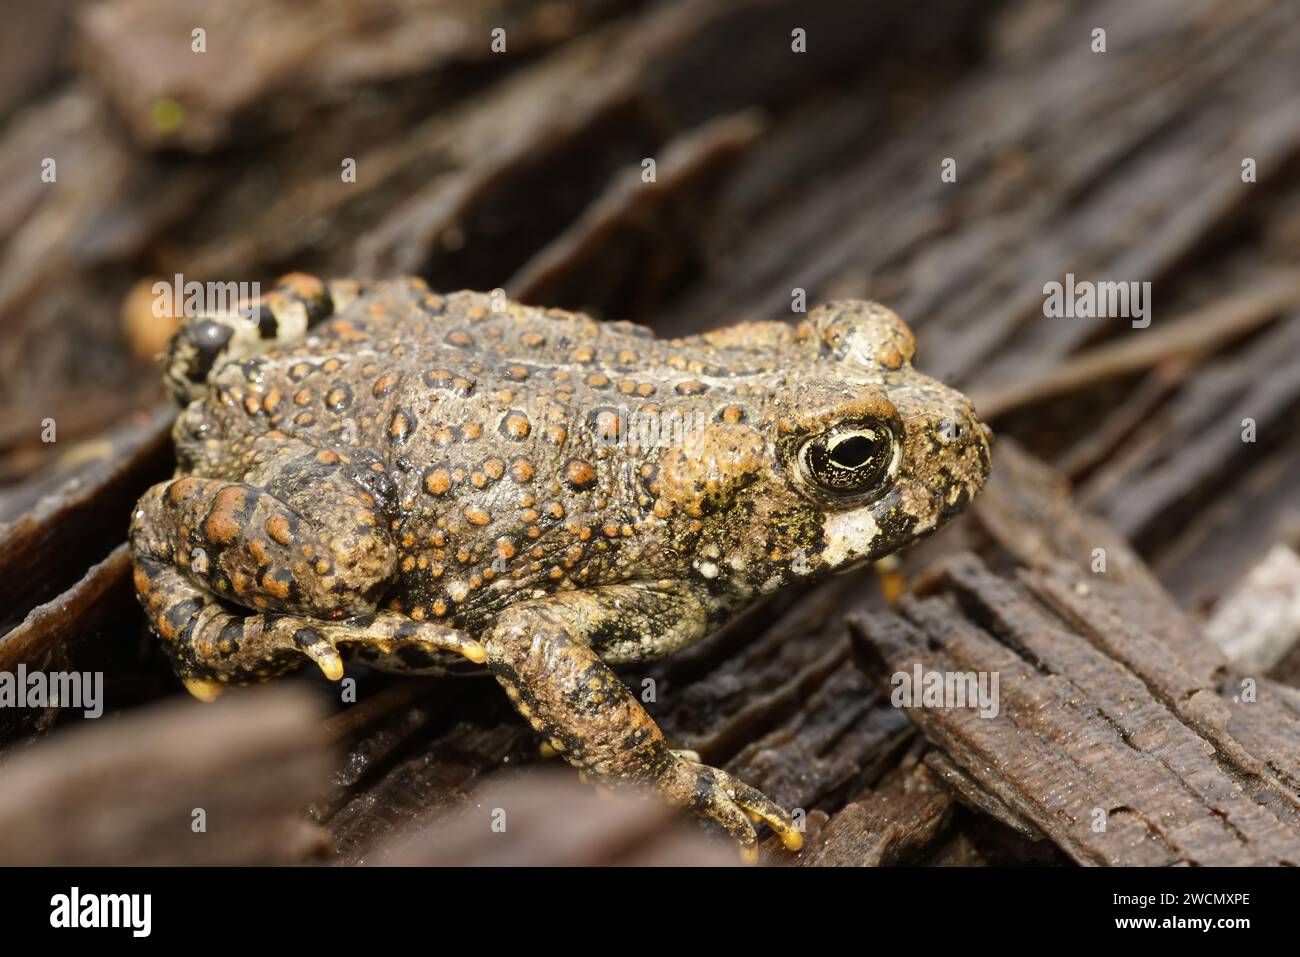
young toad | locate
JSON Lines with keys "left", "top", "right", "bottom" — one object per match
{"left": 130, "top": 274, "right": 991, "bottom": 855}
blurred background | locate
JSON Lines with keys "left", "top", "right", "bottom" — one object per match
{"left": 2, "top": 0, "right": 1300, "bottom": 866}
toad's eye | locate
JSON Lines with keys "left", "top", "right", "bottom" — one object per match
{"left": 798, "top": 424, "right": 898, "bottom": 498}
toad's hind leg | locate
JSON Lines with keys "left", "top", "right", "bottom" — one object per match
{"left": 131, "top": 560, "right": 481, "bottom": 699}
{"left": 129, "top": 438, "right": 483, "bottom": 696}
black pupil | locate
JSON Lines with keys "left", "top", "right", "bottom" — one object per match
{"left": 829, "top": 435, "right": 875, "bottom": 469}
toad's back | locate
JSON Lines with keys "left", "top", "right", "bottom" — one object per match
{"left": 171, "top": 277, "right": 823, "bottom": 629}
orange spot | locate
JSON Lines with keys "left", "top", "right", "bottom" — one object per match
{"left": 265, "top": 513, "right": 293, "bottom": 544}
{"left": 564, "top": 459, "right": 597, "bottom": 490}
{"left": 424, "top": 468, "right": 452, "bottom": 496}
{"left": 261, "top": 570, "right": 291, "bottom": 600}
{"left": 204, "top": 486, "right": 246, "bottom": 545}
{"left": 502, "top": 412, "right": 531, "bottom": 439}
{"left": 249, "top": 538, "right": 271, "bottom": 564}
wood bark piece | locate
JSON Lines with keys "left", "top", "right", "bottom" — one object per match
{"left": 659, "top": 0, "right": 1300, "bottom": 397}
{"left": 325, "top": 701, "right": 536, "bottom": 863}
{"left": 0, "top": 686, "right": 332, "bottom": 865}
{"left": 1145, "top": 429, "right": 1300, "bottom": 613}
{"left": 315, "top": 680, "right": 469, "bottom": 820}
{"left": 76, "top": 0, "right": 634, "bottom": 151}
{"left": 851, "top": 441, "right": 1300, "bottom": 866}
{"left": 1080, "top": 313, "right": 1300, "bottom": 551}
{"left": 508, "top": 110, "right": 766, "bottom": 316}
{"left": 375, "top": 769, "right": 736, "bottom": 866}
{"left": 0, "top": 544, "right": 135, "bottom": 744}
{"left": 922, "top": 750, "right": 1044, "bottom": 842}
{"left": 802, "top": 756, "right": 954, "bottom": 867}
{"left": 1075, "top": 312, "right": 1300, "bottom": 610}
{"left": 969, "top": 274, "right": 1300, "bottom": 420}
{"left": 0, "top": 406, "right": 172, "bottom": 634}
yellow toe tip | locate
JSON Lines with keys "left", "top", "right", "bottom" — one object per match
{"left": 318, "top": 657, "right": 345, "bottom": 681}
{"left": 462, "top": 642, "right": 488, "bottom": 664}
{"left": 739, "top": 844, "right": 759, "bottom": 865}
{"left": 782, "top": 830, "right": 804, "bottom": 852}
{"left": 182, "top": 677, "right": 224, "bottom": 702}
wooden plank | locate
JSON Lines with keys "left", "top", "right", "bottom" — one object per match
{"left": 0, "top": 687, "right": 332, "bottom": 865}
{"left": 851, "top": 442, "right": 1300, "bottom": 866}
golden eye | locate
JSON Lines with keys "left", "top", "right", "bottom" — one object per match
{"left": 798, "top": 425, "right": 897, "bottom": 498}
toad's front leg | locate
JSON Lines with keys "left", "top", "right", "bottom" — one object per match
{"left": 484, "top": 586, "right": 803, "bottom": 857}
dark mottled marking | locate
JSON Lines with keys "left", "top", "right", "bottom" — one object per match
{"left": 255, "top": 304, "right": 279, "bottom": 339}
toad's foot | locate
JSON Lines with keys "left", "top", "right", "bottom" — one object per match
{"left": 279, "top": 611, "right": 487, "bottom": 682}
{"left": 661, "top": 749, "right": 804, "bottom": 858}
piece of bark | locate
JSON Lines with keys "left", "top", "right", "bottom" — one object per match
{"left": 921, "top": 829, "right": 989, "bottom": 867}
{"left": 850, "top": 443, "right": 1300, "bottom": 866}
{"left": 0, "top": 0, "right": 75, "bottom": 118}
{"left": 921, "top": 750, "right": 1044, "bottom": 842}
{"left": 1079, "top": 312, "right": 1300, "bottom": 555}
{"left": 375, "top": 769, "right": 736, "bottom": 866}
{"left": 853, "top": 588, "right": 1298, "bottom": 866}
{"left": 0, "top": 405, "right": 172, "bottom": 633}
{"left": 802, "top": 757, "right": 954, "bottom": 867}
{"left": 1148, "top": 430, "right": 1300, "bottom": 613}
{"left": 325, "top": 699, "right": 536, "bottom": 864}
{"left": 0, "top": 686, "right": 333, "bottom": 865}
{"left": 508, "top": 110, "right": 766, "bottom": 317}
{"left": 76, "top": 0, "right": 633, "bottom": 152}
{"left": 970, "top": 276, "right": 1300, "bottom": 421}
{"left": 0, "top": 544, "right": 140, "bottom": 744}
{"left": 0, "top": 86, "right": 210, "bottom": 389}
{"left": 315, "top": 680, "right": 471, "bottom": 820}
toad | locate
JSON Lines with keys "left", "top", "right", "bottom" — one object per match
{"left": 129, "top": 274, "right": 991, "bottom": 856}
